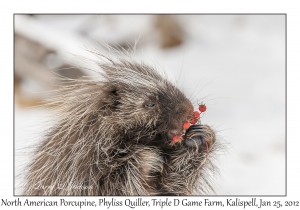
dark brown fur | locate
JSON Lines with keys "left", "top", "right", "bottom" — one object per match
{"left": 23, "top": 46, "right": 218, "bottom": 195}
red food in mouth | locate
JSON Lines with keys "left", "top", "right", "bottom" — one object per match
{"left": 172, "top": 135, "right": 183, "bottom": 142}
{"left": 171, "top": 104, "right": 208, "bottom": 143}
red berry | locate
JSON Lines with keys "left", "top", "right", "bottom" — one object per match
{"left": 172, "top": 135, "right": 182, "bottom": 142}
{"left": 193, "top": 111, "right": 200, "bottom": 119}
{"left": 183, "top": 121, "right": 190, "bottom": 130}
{"left": 172, "top": 136, "right": 178, "bottom": 142}
{"left": 199, "top": 104, "right": 206, "bottom": 112}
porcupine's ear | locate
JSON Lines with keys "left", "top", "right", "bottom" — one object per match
{"left": 107, "top": 86, "right": 121, "bottom": 110}
{"left": 93, "top": 81, "right": 120, "bottom": 112}
{"left": 111, "top": 88, "right": 119, "bottom": 97}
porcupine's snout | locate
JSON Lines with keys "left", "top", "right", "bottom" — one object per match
{"left": 167, "top": 114, "right": 192, "bottom": 141}
{"left": 167, "top": 128, "right": 185, "bottom": 140}
{"left": 184, "top": 124, "right": 216, "bottom": 149}
{"left": 166, "top": 101, "right": 194, "bottom": 141}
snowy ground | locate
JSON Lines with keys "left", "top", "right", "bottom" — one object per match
{"left": 14, "top": 15, "right": 285, "bottom": 195}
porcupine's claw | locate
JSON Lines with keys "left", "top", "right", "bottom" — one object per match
{"left": 184, "top": 124, "right": 206, "bottom": 147}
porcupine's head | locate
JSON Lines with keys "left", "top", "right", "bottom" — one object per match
{"left": 96, "top": 49, "right": 195, "bottom": 146}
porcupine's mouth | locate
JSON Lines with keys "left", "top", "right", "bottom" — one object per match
{"left": 167, "top": 128, "right": 189, "bottom": 143}
{"left": 167, "top": 111, "right": 196, "bottom": 142}
{"left": 167, "top": 119, "right": 193, "bottom": 142}
{"left": 168, "top": 124, "right": 208, "bottom": 146}
{"left": 167, "top": 129, "right": 185, "bottom": 140}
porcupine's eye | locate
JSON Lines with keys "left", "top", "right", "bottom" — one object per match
{"left": 145, "top": 102, "right": 155, "bottom": 108}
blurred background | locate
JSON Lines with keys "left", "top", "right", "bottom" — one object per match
{"left": 14, "top": 14, "right": 285, "bottom": 195}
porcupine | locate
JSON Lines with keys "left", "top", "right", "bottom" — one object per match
{"left": 23, "top": 44, "right": 218, "bottom": 196}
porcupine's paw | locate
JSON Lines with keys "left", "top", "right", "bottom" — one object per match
{"left": 184, "top": 124, "right": 216, "bottom": 149}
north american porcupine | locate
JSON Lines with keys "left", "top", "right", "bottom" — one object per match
{"left": 23, "top": 44, "right": 218, "bottom": 196}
